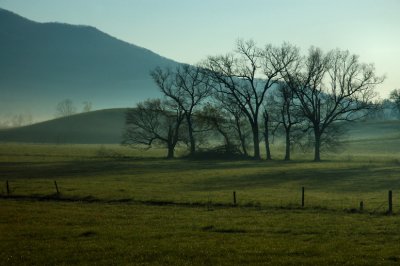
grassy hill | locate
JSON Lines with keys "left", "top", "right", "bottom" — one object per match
{"left": 0, "top": 108, "right": 127, "bottom": 144}
{"left": 0, "top": 107, "right": 399, "bottom": 158}
{"left": 345, "top": 120, "right": 400, "bottom": 141}
{"left": 340, "top": 120, "right": 400, "bottom": 158}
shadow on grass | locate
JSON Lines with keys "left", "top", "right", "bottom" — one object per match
{"left": 201, "top": 225, "right": 247, "bottom": 234}
{"left": 0, "top": 157, "right": 278, "bottom": 180}
{"left": 2, "top": 157, "right": 400, "bottom": 193}
{"left": 186, "top": 164, "right": 400, "bottom": 193}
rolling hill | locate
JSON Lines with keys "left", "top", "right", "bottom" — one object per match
{"left": 0, "top": 8, "right": 178, "bottom": 120}
{"left": 0, "top": 107, "right": 399, "bottom": 153}
{"left": 0, "top": 109, "right": 127, "bottom": 144}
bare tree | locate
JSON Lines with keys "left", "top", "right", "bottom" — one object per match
{"left": 267, "top": 83, "right": 304, "bottom": 160}
{"left": 279, "top": 46, "right": 384, "bottom": 161}
{"left": 204, "top": 39, "right": 287, "bottom": 159}
{"left": 210, "top": 90, "right": 251, "bottom": 156}
{"left": 122, "top": 99, "right": 185, "bottom": 159}
{"left": 262, "top": 109, "right": 273, "bottom": 160}
{"left": 82, "top": 101, "right": 93, "bottom": 112}
{"left": 197, "top": 101, "right": 251, "bottom": 156}
{"left": 197, "top": 104, "right": 235, "bottom": 150}
{"left": 11, "top": 113, "right": 33, "bottom": 127}
{"left": 223, "top": 98, "right": 251, "bottom": 156}
{"left": 151, "top": 64, "right": 212, "bottom": 156}
{"left": 55, "top": 99, "right": 76, "bottom": 118}
{"left": 0, "top": 113, "right": 33, "bottom": 128}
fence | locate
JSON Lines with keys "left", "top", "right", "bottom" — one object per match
{"left": 1, "top": 180, "right": 398, "bottom": 215}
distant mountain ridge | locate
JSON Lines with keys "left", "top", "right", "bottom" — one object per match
{"left": 0, "top": 8, "right": 178, "bottom": 119}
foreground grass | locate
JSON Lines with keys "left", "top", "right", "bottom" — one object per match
{"left": 1, "top": 200, "right": 400, "bottom": 265}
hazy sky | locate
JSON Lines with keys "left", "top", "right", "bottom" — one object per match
{"left": 1, "top": 0, "right": 399, "bottom": 97}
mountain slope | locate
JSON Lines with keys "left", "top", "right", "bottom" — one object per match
{"left": 0, "top": 8, "right": 177, "bottom": 119}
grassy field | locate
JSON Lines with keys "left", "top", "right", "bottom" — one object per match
{"left": 1, "top": 123, "right": 400, "bottom": 265}
{"left": 2, "top": 200, "right": 400, "bottom": 265}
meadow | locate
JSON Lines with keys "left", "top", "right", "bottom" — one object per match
{"left": 1, "top": 121, "right": 400, "bottom": 265}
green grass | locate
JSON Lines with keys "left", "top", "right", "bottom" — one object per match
{"left": 1, "top": 134, "right": 400, "bottom": 264}
{"left": 0, "top": 108, "right": 128, "bottom": 144}
{"left": 1, "top": 143, "right": 399, "bottom": 211}
{"left": 1, "top": 200, "right": 400, "bottom": 265}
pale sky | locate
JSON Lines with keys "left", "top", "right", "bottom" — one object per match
{"left": 1, "top": 0, "right": 399, "bottom": 97}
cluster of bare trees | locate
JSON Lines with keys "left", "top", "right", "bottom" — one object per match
{"left": 55, "top": 99, "right": 93, "bottom": 118}
{"left": 0, "top": 113, "right": 33, "bottom": 128}
{"left": 390, "top": 89, "right": 400, "bottom": 117}
{"left": 123, "top": 40, "right": 384, "bottom": 161}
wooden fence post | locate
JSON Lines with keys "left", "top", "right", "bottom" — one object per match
{"left": 6, "top": 180, "right": 10, "bottom": 196}
{"left": 54, "top": 181, "right": 60, "bottom": 196}
{"left": 388, "top": 190, "right": 393, "bottom": 214}
{"left": 301, "top": 187, "right": 305, "bottom": 207}
{"left": 233, "top": 191, "right": 237, "bottom": 206}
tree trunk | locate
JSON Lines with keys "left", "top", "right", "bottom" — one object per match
{"left": 264, "top": 112, "right": 272, "bottom": 160}
{"left": 167, "top": 144, "right": 175, "bottom": 159}
{"left": 314, "top": 131, "right": 321, "bottom": 162}
{"left": 167, "top": 128, "right": 175, "bottom": 159}
{"left": 187, "top": 116, "right": 196, "bottom": 156}
{"left": 284, "top": 129, "right": 290, "bottom": 161}
{"left": 240, "top": 136, "right": 248, "bottom": 157}
{"left": 252, "top": 124, "right": 261, "bottom": 160}
{"left": 264, "top": 132, "right": 272, "bottom": 160}
{"left": 236, "top": 118, "right": 248, "bottom": 156}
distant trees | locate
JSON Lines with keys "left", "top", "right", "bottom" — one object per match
{"left": 124, "top": 40, "right": 384, "bottom": 161}
{"left": 0, "top": 113, "right": 33, "bottom": 128}
{"left": 82, "top": 101, "right": 93, "bottom": 112}
{"left": 364, "top": 99, "right": 396, "bottom": 120}
{"left": 55, "top": 99, "right": 76, "bottom": 118}
{"left": 390, "top": 89, "right": 400, "bottom": 118}
{"left": 11, "top": 113, "right": 33, "bottom": 127}
{"left": 55, "top": 99, "right": 94, "bottom": 117}
{"left": 122, "top": 99, "right": 185, "bottom": 159}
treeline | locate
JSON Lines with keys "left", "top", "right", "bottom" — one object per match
{"left": 0, "top": 113, "right": 33, "bottom": 128}
{"left": 368, "top": 90, "right": 400, "bottom": 120}
{"left": 123, "top": 40, "right": 390, "bottom": 161}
